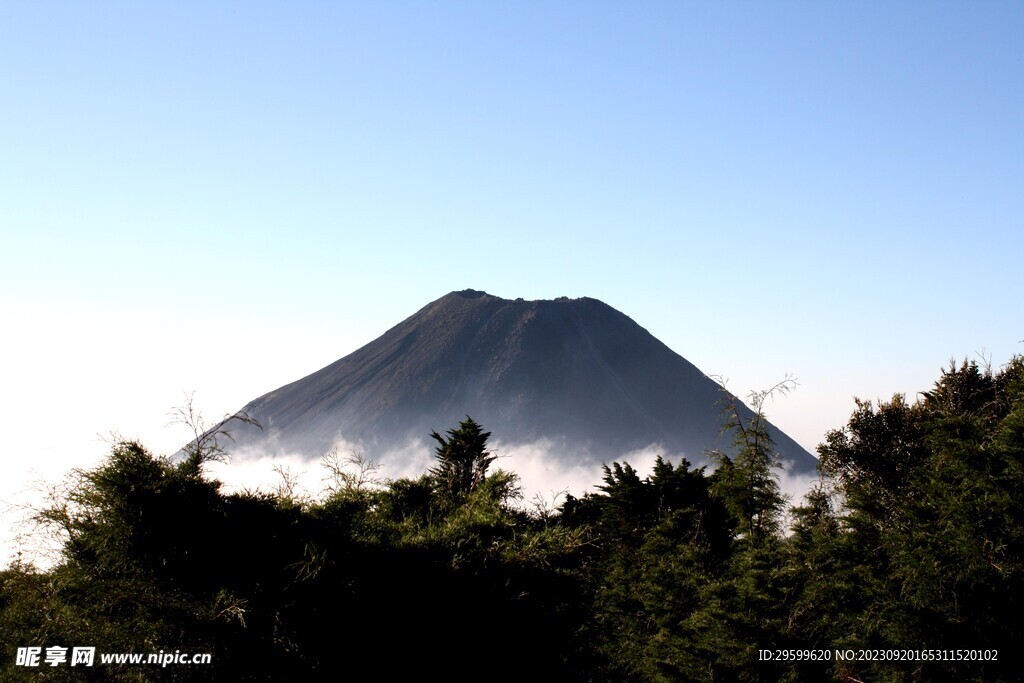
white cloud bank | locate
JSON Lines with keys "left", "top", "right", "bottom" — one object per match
{"left": 3, "top": 431, "right": 822, "bottom": 570}
{"left": 208, "top": 437, "right": 822, "bottom": 514}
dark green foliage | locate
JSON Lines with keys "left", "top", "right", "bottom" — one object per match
{"left": 708, "top": 382, "right": 790, "bottom": 543}
{"left": 3, "top": 359, "right": 1023, "bottom": 681}
{"left": 1, "top": 419, "right": 585, "bottom": 681}
{"left": 428, "top": 416, "right": 496, "bottom": 504}
{"left": 808, "top": 358, "right": 1024, "bottom": 682}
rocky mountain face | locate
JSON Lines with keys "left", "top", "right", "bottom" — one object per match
{"left": 224, "top": 290, "right": 817, "bottom": 472}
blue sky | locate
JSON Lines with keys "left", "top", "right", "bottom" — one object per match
{"left": 1, "top": 2, "right": 1022, "bottom": 559}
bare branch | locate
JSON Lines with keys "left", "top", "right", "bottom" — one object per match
{"left": 272, "top": 464, "right": 306, "bottom": 504}
{"left": 528, "top": 488, "right": 569, "bottom": 523}
{"left": 321, "top": 448, "right": 382, "bottom": 495}
{"left": 169, "top": 392, "right": 262, "bottom": 474}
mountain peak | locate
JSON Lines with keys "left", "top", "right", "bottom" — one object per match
{"left": 451, "top": 288, "right": 492, "bottom": 300}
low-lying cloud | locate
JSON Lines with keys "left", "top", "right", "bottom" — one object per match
{"left": 210, "top": 437, "right": 821, "bottom": 514}
{"left": 3, "top": 435, "right": 822, "bottom": 571}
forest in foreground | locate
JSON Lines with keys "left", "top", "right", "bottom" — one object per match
{"left": 2, "top": 357, "right": 1023, "bottom": 682}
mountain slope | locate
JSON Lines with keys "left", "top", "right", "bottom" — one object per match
{"left": 226, "top": 290, "right": 817, "bottom": 471}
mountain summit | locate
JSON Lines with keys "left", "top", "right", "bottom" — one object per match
{"left": 226, "top": 290, "right": 817, "bottom": 471}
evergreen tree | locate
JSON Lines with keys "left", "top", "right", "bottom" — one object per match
{"left": 813, "top": 357, "right": 1024, "bottom": 681}
{"left": 428, "top": 416, "right": 496, "bottom": 502}
{"left": 709, "top": 381, "right": 791, "bottom": 543}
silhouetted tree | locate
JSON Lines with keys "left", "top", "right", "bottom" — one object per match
{"left": 428, "top": 416, "right": 496, "bottom": 502}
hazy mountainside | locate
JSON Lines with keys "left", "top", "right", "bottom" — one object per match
{"left": 226, "top": 290, "right": 816, "bottom": 471}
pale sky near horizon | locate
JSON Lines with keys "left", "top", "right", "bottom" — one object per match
{"left": 1, "top": 2, "right": 1022, "bottom": 562}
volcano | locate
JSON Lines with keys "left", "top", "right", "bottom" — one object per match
{"left": 223, "top": 290, "right": 817, "bottom": 472}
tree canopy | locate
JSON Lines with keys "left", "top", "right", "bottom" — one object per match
{"left": 3, "top": 358, "right": 1022, "bottom": 681}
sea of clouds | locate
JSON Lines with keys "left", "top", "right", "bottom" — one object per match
{"left": 206, "top": 434, "right": 822, "bottom": 515}
{"left": 3, "top": 430, "right": 822, "bottom": 570}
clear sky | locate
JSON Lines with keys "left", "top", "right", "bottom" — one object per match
{"left": 1, "top": 2, "right": 1022, "bottom": 561}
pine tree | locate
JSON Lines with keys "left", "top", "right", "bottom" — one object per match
{"left": 428, "top": 416, "right": 496, "bottom": 502}
{"left": 710, "top": 380, "right": 791, "bottom": 543}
